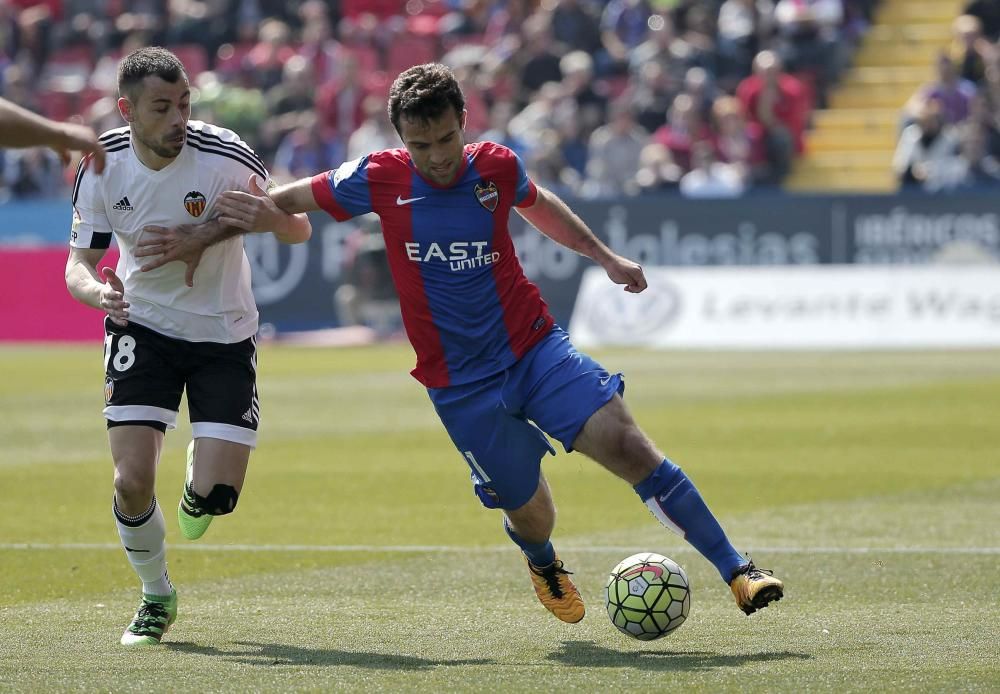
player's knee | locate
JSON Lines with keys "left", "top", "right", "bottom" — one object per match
{"left": 190, "top": 484, "right": 240, "bottom": 516}
{"left": 113, "top": 471, "right": 155, "bottom": 506}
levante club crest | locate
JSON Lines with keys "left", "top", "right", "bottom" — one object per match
{"left": 474, "top": 181, "right": 499, "bottom": 212}
{"left": 184, "top": 191, "right": 207, "bottom": 217}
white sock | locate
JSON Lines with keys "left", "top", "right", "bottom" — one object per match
{"left": 114, "top": 496, "right": 173, "bottom": 597}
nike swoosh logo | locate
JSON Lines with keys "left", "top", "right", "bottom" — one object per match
{"left": 396, "top": 195, "right": 426, "bottom": 206}
{"left": 124, "top": 546, "right": 150, "bottom": 553}
{"left": 622, "top": 563, "right": 664, "bottom": 579}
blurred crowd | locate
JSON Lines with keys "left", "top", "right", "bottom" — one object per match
{"left": 893, "top": 3, "right": 1000, "bottom": 192}
{"left": 0, "top": 0, "right": 885, "bottom": 202}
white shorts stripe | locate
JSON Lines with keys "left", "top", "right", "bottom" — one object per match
{"left": 464, "top": 451, "right": 491, "bottom": 483}
{"left": 104, "top": 405, "right": 178, "bottom": 427}
{"left": 192, "top": 422, "right": 257, "bottom": 448}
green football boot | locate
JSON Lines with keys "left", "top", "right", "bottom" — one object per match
{"left": 120, "top": 589, "right": 177, "bottom": 646}
{"left": 177, "top": 440, "right": 212, "bottom": 540}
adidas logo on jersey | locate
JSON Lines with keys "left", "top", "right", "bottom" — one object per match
{"left": 112, "top": 196, "right": 133, "bottom": 211}
{"left": 242, "top": 408, "right": 254, "bottom": 423}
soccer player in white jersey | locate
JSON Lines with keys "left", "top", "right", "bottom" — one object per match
{"left": 64, "top": 46, "right": 311, "bottom": 646}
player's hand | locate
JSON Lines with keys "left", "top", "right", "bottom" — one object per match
{"left": 55, "top": 122, "right": 106, "bottom": 174}
{"left": 604, "top": 255, "right": 647, "bottom": 293}
{"left": 135, "top": 224, "right": 205, "bottom": 287}
{"left": 216, "top": 174, "right": 284, "bottom": 234}
{"left": 100, "top": 266, "right": 129, "bottom": 326}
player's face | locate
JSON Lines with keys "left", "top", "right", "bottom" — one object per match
{"left": 122, "top": 75, "right": 191, "bottom": 161}
{"left": 398, "top": 108, "right": 467, "bottom": 185}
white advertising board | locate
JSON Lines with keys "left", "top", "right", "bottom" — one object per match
{"left": 568, "top": 265, "right": 1000, "bottom": 349}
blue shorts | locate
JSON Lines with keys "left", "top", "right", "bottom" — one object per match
{"left": 427, "top": 326, "right": 624, "bottom": 511}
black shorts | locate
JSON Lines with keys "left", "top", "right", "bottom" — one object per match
{"left": 103, "top": 318, "right": 259, "bottom": 447}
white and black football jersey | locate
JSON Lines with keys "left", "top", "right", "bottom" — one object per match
{"left": 70, "top": 120, "right": 269, "bottom": 343}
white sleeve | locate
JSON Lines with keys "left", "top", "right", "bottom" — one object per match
{"left": 69, "top": 154, "right": 112, "bottom": 249}
{"left": 189, "top": 121, "right": 271, "bottom": 192}
{"left": 227, "top": 134, "right": 271, "bottom": 193}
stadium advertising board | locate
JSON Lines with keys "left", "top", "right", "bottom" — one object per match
{"left": 516, "top": 192, "right": 1000, "bottom": 325}
{"left": 0, "top": 247, "right": 119, "bottom": 341}
{"left": 569, "top": 265, "right": 1000, "bottom": 349}
{"left": 3, "top": 192, "right": 999, "bottom": 339}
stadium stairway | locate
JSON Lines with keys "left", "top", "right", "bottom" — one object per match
{"left": 784, "top": 0, "right": 965, "bottom": 193}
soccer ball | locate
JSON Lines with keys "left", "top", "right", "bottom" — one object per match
{"left": 605, "top": 552, "right": 690, "bottom": 640}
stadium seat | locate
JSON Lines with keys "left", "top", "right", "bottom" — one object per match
{"left": 362, "top": 70, "right": 391, "bottom": 97}
{"left": 341, "top": 0, "right": 405, "bottom": 19}
{"left": 214, "top": 43, "right": 254, "bottom": 75}
{"left": 47, "top": 45, "right": 95, "bottom": 68}
{"left": 40, "top": 45, "right": 95, "bottom": 92}
{"left": 386, "top": 35, "right": 439, "bottom": 73}
{"left": 77, "top": 87, "right": 108, "bottom": 113}
{"left": 35, "top": 90, "right": 74, "bottom": 121}
{"left": 171, "top": 44, "right": 209, "bottom": 77}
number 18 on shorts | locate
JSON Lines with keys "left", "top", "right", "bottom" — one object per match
{"left": 102, "top": 318, "right": 260, "bottom": 443}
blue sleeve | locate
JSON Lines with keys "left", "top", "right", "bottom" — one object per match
{"left": 328, "top": 156, "right": 374, "bottom": 217}
{"left": 512, "top": 151, "right": 537, "bottom": 207}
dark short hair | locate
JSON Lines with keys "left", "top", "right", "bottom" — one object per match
{"left": 117, "top": 46, "right": 187, "bottom": 100}
{"left": 387, "top": 63, "right": 465, "bottom": 132}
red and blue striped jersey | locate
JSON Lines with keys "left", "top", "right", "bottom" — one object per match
{"left": 311, "top": 141, "right": 554, "bottom": 387}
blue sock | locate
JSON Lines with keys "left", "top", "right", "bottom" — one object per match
{"left": 634, "top": 459, "right": 746, "bottom": 583}
{"left": 503, "top": 518, "right": 556, "bottom": 567}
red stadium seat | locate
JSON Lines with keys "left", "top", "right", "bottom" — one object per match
{"left": 171, "top": 44, "right": 209, "bottom": 77}
{"left": 40, "top": 45, "right": 95, "bottom": 92}
{"left": 386, "top": 34, "right": 438, "bottom": 73}
{"left": 214, "top": 43, "right": 254, "bottom": 75}
{"left": 47, "top": 44, "right": 95, "bottom": 67}
{"left": 340, "top": 0, "right": 405, "bottom": 19}
{"left": 35, "top": 90, "right": 73, "bottom": 120}
{"left": 77, "top": 87, "right": 108, "bottom": 112}
{"left": 362, "top": 70, "right": 390, "bottom": 97}
{"left": 36, "top": 86, "right": 112, "bottom": 120}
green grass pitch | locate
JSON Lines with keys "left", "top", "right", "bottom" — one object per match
{"left": 1, "top": 344, "right": 998, "bottom": 692}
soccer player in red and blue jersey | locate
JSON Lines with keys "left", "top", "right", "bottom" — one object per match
{"left": 179, "top": 63, "right": 785, "bottom": 622}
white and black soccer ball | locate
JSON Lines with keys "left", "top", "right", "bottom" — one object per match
{"left": 605, "top": 552, "right": 691, "bottom": 640}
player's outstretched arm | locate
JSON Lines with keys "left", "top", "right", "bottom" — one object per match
{"left": 136, "top": 176, "right": 312, "bottom": 286}
{"left": 0, "top": 97, "right": 106, "bottom": 173}
{"left": 215, "top": 175, "right": 314, "bottom": 242}
{"left": 65, "top": 247, "right": 129, "bottom": 325}
{"left": 516, "top": 185, "right": 647, "bottom": 293}
{"left": 259, "top": 176, "right": 322, "bottom": 215}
